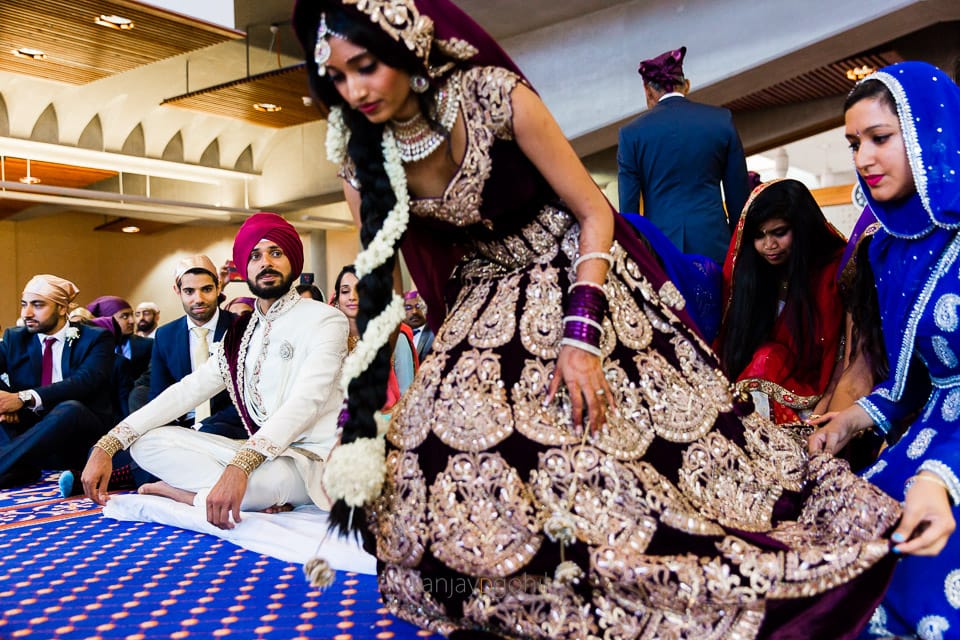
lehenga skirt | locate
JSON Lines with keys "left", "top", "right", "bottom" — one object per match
{"left": 369, "top": 206, "right": 899, "bottom": 639}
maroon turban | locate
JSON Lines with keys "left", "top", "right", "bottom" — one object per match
{"left": 638, "top": 46, "right": 687, "bottom": 90}
{"left": 87, "top": 295, "right": 132, "bottom": 318}
{"left": 232, "top": 212, "right": 304, "bottom": 280}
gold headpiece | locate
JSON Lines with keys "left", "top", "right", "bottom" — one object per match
{"left": 316, "top": 0, "right": 479, "bottom": 79}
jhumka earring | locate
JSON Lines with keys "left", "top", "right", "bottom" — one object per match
{"left": 409, "top": 75, "right": 430, "bottom": 94}
{"left": 314, "top": 12, "right": 349, "bottom": 76}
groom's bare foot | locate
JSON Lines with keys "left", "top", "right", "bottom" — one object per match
{"left": 262, "top": 503, "right": 293, "bottom": 514}
{"left": 138, "top": 481, "right": 197, "bottom": 506}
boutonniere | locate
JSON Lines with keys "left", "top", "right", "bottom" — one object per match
{"left": 65, "top": 326, "right": 80, "bottom": 346}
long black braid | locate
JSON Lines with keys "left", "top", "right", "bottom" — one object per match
{"left": 293, "top": 2, "right": 460, "bottom": 535}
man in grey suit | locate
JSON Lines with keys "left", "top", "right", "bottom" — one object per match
{"left": 617, "top": 46, "right": 750, "bottom": 265}
{"left": 403, "top": 290, "right": 434, "bottom": 362}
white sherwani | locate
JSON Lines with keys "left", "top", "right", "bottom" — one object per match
{"left": 111, "top": 290, "right": 348, "bottom": 510}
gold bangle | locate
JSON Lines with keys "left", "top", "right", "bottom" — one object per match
{"left": 228, "top": 448, "right": 266, "bottom": 476}
{"left": 94, "top": 434, "right": 123, "bottom": 458}
{"left": 913, "top": 473, "right": 949, "bottom": 492}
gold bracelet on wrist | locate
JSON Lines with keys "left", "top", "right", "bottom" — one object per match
{"left": 94, "top": 434, "right": 123, "bottom": 458}
{"left": 228, "top": 448, "right": 266, "bottom": 476}
{"left": 912, "top": 473, "right": 949, "bottom": 492}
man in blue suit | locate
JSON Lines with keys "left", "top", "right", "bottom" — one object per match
{"left": 0, "top": 275, "right": 113, "bottom": 487}
{"left": 147, "top": 255, "right": 244, "bottom": 438}
{"left": 617, "top": 46, "right": 750, "bottom": 265}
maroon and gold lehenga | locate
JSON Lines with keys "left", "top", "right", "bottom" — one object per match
{"left": 347, "top": 64, "right": 902, "bottom": 639}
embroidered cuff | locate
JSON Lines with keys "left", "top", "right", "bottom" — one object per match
{"left": 108, "top": 423, "right": 139, "bottom": 450}
{"left": 856, "top": 397, "right": 891, "bottom": 437}
{"left": 918, "top": 460, "right": 960, "bottom": 505}
{"left": 246, "top": 434, "right": 284, "bottom": 460}
{"left": 94, "top": 434, "right": 123, "bottom": 458}
{"left": 228, "top": 448, "right": 266, "bottom": 476}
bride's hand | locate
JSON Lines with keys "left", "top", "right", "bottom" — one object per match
{"left": 545, "top": 345, "right": 615, "bottom": 433}
{"left": 807, "top": 405, "right": 873, "bottom": 455}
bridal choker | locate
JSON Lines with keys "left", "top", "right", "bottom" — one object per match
{"left": 389, "top": 80, "right": 460, "bottom": 163}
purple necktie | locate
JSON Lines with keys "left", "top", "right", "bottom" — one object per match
{"left": 40, "top": 336, "right": 57, "bottom": 386}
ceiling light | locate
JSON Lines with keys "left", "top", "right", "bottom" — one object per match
{"left": 95, "top": 15, "right": 135, "bottom": 30}
{"left": 12, "top": 47, "right": 46, "bottom": 60}
{"left": 121, "top": 225, "right": 141, "bottom": 233}
{"left": 253, "top": 103, "right": 282, "bottom": 113}
{"left": 845, "top": 65, "right": 875, "bottom": 81}
{"left": 19, "top": 159, "right": 40, "bottom": 184}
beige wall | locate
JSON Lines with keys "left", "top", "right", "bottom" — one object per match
{"left": 0, "top": 212, "right": 361, "bottom": 329}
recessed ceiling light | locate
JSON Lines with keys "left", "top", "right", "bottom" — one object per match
{"left": 121, "top": 225, "right": 141, "bottom": 233}
{"left": 12, "top": 48, "right": 46, "bottom": 60}
{"left": 19, "top": 176, "right": 41, "bottom": 185}
{"left": 845, "top": 65, "right": 876, "bottom": 81}
{"left": 95, "top": 15, "right": 135, "bottom": 30}
{"left": 253, "top": 103, "right": 282, "bottom": 113}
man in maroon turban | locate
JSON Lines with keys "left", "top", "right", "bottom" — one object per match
{"left": 83, "top": 212, "right": 350, "bottom": 536}
{"left": 617, "top": 46, "right": 750, "bottom": 265}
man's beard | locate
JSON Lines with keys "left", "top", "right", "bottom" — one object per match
{"left": 137, "top": 320, "right": 156, "bottom": 332}
{"left": 248, "top": 270, "right": 294, "bottom": 300}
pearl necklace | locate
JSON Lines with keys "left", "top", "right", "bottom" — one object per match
{"left": 389, "top": 80, "right": 460, "bottom": 163}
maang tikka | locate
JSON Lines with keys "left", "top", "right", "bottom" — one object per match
{"left": 314, "top": 12, "right": 349, "bottom": 76}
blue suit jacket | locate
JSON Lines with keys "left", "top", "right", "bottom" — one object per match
{"left": 617, "top": 96, "right": 750, "bottom": 264}
{"left": 148, "top": 310, "right": 236, "bottom": 420}
{"left": 0, "top": 324, "right": 114, "bottom": 427}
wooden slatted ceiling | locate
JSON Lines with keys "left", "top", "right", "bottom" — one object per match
{"left": 725, "top": 51, "right": 902, "bottom": 112}
{"left": 162, "top": 63, "right": 327, "bottom": 129}
{"left": 0, "top": 157, "right": 117, "bottom": 216}
{"left": 1, "top": 157, "right": 116, "bottom": 187}
{"left": 0, "top": 0, "right": 242, "bottom": 85}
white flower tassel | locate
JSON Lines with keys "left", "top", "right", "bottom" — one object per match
{"left": 323, "top": 436, "right": 387, "bottom": 507}
{"left": 303, "top": 556, "right": 335, "bottom": 590}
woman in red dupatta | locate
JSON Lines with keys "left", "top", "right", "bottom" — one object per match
{"left": 718, "top": 178, "right": 846, "bottom": 423}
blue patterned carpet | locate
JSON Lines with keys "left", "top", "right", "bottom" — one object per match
{"left": 0, "top": 474, "right": 438, "bottom": 639}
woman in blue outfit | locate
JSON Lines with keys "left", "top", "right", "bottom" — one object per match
{"left": 810, "top": 61, "right": 960, "bottom": 639}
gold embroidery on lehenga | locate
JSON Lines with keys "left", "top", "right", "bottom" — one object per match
{"left": 520, "top": 264, "right": 564, "bottom": 359}
{"left": 368, "top": 451, "right": 428, "bottom": 566}
{"left": 461, "top": 572, "right": 599, "bottom": 639}
{"left": 670, "top": 334, "right": 733, "bottom": 411}
{"left": 628, "top": 461, "right": 725, "bottom": 536}
{"left": 428, "top": 452, "right": 541, "bottom": 577}
{"left": 591, "top": 362, "right": 654, "bottom": 460}
{"left": 658, "top": 280, "right": 686, "bottom": 310}
{"left": 432, "top": 280, "right": 491, "bottom": 353}
{"left": 469, "top": 271, "right": 521, "bottom": 348}
{"left": 433, "top": 349, "right": 513, "bottom": 451}
{"left": 591, "top": 548, "right": 767, "bottom": 638}
{"left": 512, "top": 358, "right": 579, "bottom": 446}
{"left": 388, "top": 352, "right": 448, "bottom": 449}
{"left": 474, "top": 205, "right": 568, "bottom": 269}
{"left": 378, "top": 564, "right": 458, "bottom": 636}
{"left": 607, "top": 273, "right": 653, "bottom": 351}
{"left": 679, "top": 432, "right": 780, "bottom": 531}
{"left": 739, "top": 412, "right": 807, "bottom": 492}
{"left": 635, "top": 350, "right": 717, "bottom": 443}
{"left": 532, "top": 446, "right": 658, "bottom": 549}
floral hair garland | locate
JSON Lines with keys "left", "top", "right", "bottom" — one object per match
{"left": 321, "top": 106, "right": 409, "bottom": 508}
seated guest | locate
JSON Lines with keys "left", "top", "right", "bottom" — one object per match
{"left": 87, "top": 296, "right": 152, "bottom": 381}
{"left": 402, "top": 290, "right": 434, "bottom": 361}
{"left": 0, "top": 275, "right": 113, "bottom": 487}
{"left": 67, "top": 306, "right": 94, "bottom": 325}
{"left": 82, "top": 213, "right": 348, "bottom": 527}
{"left": 717, "top": 178, "right": 846, "bottom": 423}
{"left": 147, "top": 255, "right": 244, "bottom": 438}
{"left": 333, "top": 265, "right": 416, "bottom": 403}
{"left": 296, "top": 283, "right": 325, "bottom": 303}
{"left": 134, "top": 302, "right": 160, "bottom": 338}
{"left": 223, "top": 296, "right": 255, "bottom": 317}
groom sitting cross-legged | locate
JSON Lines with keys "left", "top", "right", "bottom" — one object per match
{"left": 82, "top": 213, "right": 349, "bottom": 527}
